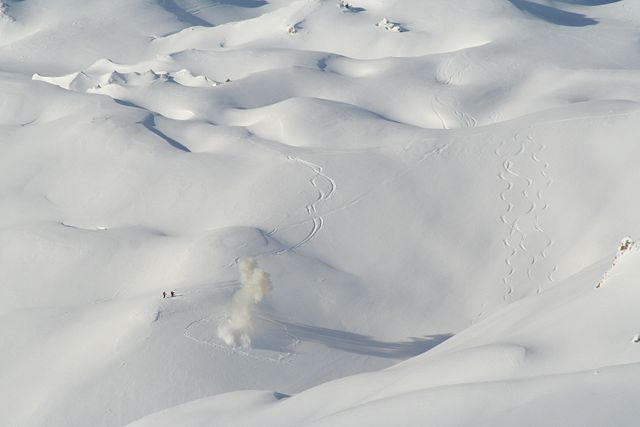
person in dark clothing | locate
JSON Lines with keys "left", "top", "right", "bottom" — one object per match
{"left": 163, "top": 291, "right": 167, "bottom": 298}
{"left": 170, "top": 290, "right": 175, "bottom": 298}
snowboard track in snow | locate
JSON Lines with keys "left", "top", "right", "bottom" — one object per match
{"left": 495, "top": 132, "right": 556, "bottom": 300}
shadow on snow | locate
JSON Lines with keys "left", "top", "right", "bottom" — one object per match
{"left": 509, "top": 0, "right": 598, "bottom": 27}
{"left": 554, "top": 0, "right": 621, "bottom": 5}
{"left": 157, "top": 0, "right": 214, "bottom": 27}
{"left": 252, "top": 316, "right": 452, "bottom": 360}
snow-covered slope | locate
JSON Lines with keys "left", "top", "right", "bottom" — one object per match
{"left": 2, "top": 0, "right": 640, "bottom": 425}
{"left": 128, "top": 244, "right": 640, "bottom": 426}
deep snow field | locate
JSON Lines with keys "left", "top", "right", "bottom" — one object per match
{"left": 2, "top": 0, "right": 640, "bottom": 425}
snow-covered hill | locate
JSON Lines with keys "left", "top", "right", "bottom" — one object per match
{"left": 129, "top": 243, "right": 640, "bottom": 426}
{"left": 2, "top": 0, "right": 640, "bottom": 425}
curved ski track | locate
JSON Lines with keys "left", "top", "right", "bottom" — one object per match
{"left": 271, "top": 155, "right": 336, "bottom": 255}
{"left": 180, "top": 280, "right": 299, "bottom": 364}
{"left": 183, "top": 314, "right": 298, "bottom": 364}
{"left": 433, "top": 52, "right": 477, "bottom": 129}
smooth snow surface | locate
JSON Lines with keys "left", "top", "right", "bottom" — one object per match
{"left": 2, "top": 0, "right": 640, "bottom": 426}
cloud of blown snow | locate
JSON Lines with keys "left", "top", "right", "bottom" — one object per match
{"left": 217, "top": 258, "right": 272, "bottom": 349}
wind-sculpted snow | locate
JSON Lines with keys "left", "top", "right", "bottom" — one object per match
{"left": 4, "top": 0, "right": 640, "bottom": 426}
{"left": 33, "top": 64, "right": 218, "bottom": 92}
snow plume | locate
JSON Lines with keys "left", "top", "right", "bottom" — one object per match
{"left": 217, "top": 258, "right": 272, "bottom": 349}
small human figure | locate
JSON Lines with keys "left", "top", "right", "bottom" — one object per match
{"left": 170, "top": 290, "right": 175, "bottom": 298}
{"left": 163, "top": 291, "right": 167, "bottom": 298}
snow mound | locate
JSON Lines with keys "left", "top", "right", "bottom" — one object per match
{"left": 337, "top": 1, "right": 365, "bottom": 13}
{"left": 34, "top": 65, "right": 217, "bottom": 92}
{"left": 376, "top": 17, "right": 406, "bottom": 32}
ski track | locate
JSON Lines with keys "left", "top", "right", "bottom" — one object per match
{"left": 186, "top": 264, "right": 301, "bottom": 360}
{"left": 265, "top": 141, "right": 448, "bottom": 246}
{"left": 432, "top": 96, "right": 449, "bottom": 129}
{"left": 230, "top": 152, "right": 336, "bottom": 264}
{"left": 265, "top": 140, "right": 443, "bottom": 252}
{"left": 434, "top": 52, "right": 477, "bottom": 129}
{"left": 433, "top": 93, "right": 478, "bottom": 130}
{"left": 437, "top": 51, "right": 471, "bottom": 87}
{"left": 183, "top": 280, "right": 240, "bottom": 295}
{"left": 180, "top": 280, "right": 299, "bottom": 364}
{"left": 496, "top": 132, "right": 556, "bottom": 300}
{"left": 183, "top": 314, "right": 298, "bottom": 364}
{"left": 272, "top": 155, "right": 336, "bottom": 255}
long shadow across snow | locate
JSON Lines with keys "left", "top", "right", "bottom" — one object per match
{"left": 213, "top": 0, "right": 268, "bottom": 7}
{"left": 141, "top": 114, "right": 191, "bottom": 152}
{"left": 554, "top": 0, "right": 620, "bottom": 5}
{"left": 157, "top": 0, "right": 213, "bottom": 27}
{"left": 112, "top": 99, "right": 191, "bottom": 152}
{"left": 509, "top": 0, "right": 598, "bottom": 26}
{"left": 255, "top": 317, "right": 452, "bottom": 360}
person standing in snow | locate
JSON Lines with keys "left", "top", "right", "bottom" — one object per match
{"left": 170, "top": 290, "right": 175, "bottom": 298}
{"left": 163, "top": 291, "right": 167, "bottom": 298}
